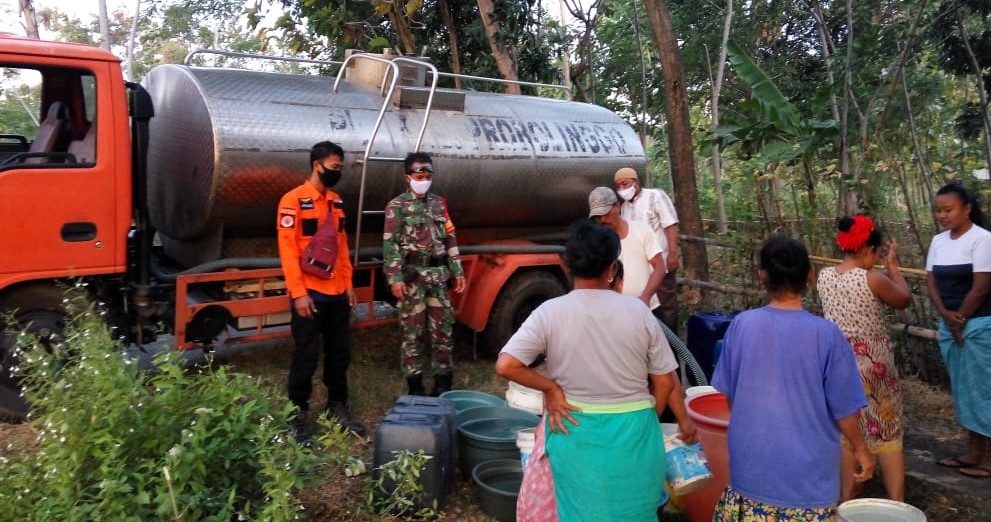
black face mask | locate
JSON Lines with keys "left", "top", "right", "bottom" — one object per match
{"left": 317, "top": 167, "right": 342, "bottom": 188}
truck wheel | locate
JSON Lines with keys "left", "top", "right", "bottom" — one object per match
{"left": 483, "top": 271, "right": 566, "bottom": 354}
{"left": 0, "top": 284, "right": 73, "bottom": 423}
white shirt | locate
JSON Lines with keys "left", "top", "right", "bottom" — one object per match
{"left": 620, "top": 187, "right": 678, "bottom": 263}
{"left": 620, "top": 220, "right": 662, "bottom": 309}
{"left": 926, "top": 225, "right": 991, "bottom": 315}
{"left": 926, "top": 225, "right": 991, "bottom": 272}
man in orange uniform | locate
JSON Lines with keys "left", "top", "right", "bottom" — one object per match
{"left": 277, "top": 141, "right": 365, "bottom": 442}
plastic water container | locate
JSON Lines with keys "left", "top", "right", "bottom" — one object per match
{"left": 373, "top": 412, "right": 452, "bottom": 508}
{"left": 516, "top": 427, "right": 536, "bottom": 469}
{"left": 682, "top": 391, "right": 731, "bottom": 522}
{"left": 686, "top": 312, "right": 736, "bottom": 380}
{"left": 505, "top": 380, "right": 544, "bottom": 415}
{"left": 392, "top": 395, "right": 458, "bottom": 481}
{"left": 660, "top": 423, "right": 713, "bottom": 495}
{"left": 838, "top": 498, "right": 926, "bottom": 522}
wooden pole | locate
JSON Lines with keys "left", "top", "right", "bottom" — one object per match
{"left": 808, "top": 255, "right": 927, "bottom": 279}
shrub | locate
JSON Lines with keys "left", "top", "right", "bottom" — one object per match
{"left": 0, "top": 309, "right": 321, "bottom": 521}
{"left": 365, "top": 450, "right": 441, "bottom": 521}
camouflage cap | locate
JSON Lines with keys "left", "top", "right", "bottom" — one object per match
{"left": 588, "top": 186, "right": 618, "bottom": 217}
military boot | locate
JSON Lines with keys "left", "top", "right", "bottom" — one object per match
{"left": 327, "top": 401, "right": 367, "bottom": 437}
{"left": 406, "top": 373, "right": 426, "bottom": 396}
{"left": 430, "top": 373, "right": 453, "bottom": 397}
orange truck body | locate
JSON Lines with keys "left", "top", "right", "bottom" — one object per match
{"left": 0, "top": 35, "right": 570, "bottom": 357}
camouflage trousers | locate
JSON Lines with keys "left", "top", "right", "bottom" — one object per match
{"left": 398, "top": 281, "right": 454, "bottom": 377}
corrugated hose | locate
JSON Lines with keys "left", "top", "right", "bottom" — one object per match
{"left": 656, "top": 318, "right": 709, "bottom": 387}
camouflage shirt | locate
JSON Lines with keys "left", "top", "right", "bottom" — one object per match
{"left": 383, "top": 190, "right": 464, "bottom": 285}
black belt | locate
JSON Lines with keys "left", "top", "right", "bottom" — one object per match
{"left": 406, "top": 253, "right": 448, "bottom": 267}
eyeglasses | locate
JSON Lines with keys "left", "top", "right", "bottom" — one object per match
{"left": 407, "top": 165, "right": 434, "bottom": 174}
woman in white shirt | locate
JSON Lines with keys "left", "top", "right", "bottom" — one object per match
{"left": 926, "top": 182, "right": 991, "bottom": 479}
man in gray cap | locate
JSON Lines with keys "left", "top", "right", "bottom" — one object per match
{"left": 613, "top": 168, "right": 680, "bottom": 333}
{"left": 588, "top": 186, "right": 665, "bottom": 313}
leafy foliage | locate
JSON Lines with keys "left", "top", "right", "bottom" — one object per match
{"left": 0, "top": 71, "right": 42, "bottom": 138}
{"left": 0, "top": 308, "right": 319, "bottom": 521}
{"left": 257, "top": 0, "right": 559, "bottom": 91}
{"left": 364, "top": 450, "right": 440, "bottom": 521}
{"left": 708, "top": 41, "right": 837, "bottom": 165}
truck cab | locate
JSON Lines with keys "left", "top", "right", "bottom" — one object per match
{"left": 0, "top": 36, "right": 132, "bottom": 293}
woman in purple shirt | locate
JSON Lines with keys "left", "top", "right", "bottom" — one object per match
{"left": 712, "top": 234, "right": 874, "bottom": 521}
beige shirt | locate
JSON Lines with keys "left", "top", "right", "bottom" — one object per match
{"left": 620, "top": 187, "right": 678, "bottom": 263}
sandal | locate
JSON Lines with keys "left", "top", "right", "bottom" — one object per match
{"left": 959, "top": 465, "right": 991, "bottom": 479}
{"left": 937, "top": 456, "right": 979, "bottom": 468}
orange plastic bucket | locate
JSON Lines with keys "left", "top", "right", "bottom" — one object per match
{"left": 682, "top": 391, "right": 731, "bottom": 522}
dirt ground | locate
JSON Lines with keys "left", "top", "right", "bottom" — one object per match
{"left": 3, "top": 323, "right": 991, "bottom": 521}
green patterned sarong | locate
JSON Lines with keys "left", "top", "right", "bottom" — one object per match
{"left": 545, "top": 400, "right": 665, "bottom": 522}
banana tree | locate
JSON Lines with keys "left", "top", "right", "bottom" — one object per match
{"left": 707, "top": 40, "right": 837, "bottom": 236}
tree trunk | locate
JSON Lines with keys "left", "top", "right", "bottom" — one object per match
{"left": 561, "top": 0, "right": 600, "bottom": 102}
{"left": 437, "top": 0, "right": 462, "bottom": 89}
{"left": 901, "top": 77, "right": 937, "bottom": 229}
{"left": 633, "top": 0, "right": 649, "bottom": 145}
{"left": 568, "top": 29, "right": 593, "bottom": 102}
{"left": 126, "top": 0, "right": 142, "bottom": 81}
{"left": 19, "top": 0, "right": 40, "bottom": 39}
{"left": 840, "top": 0, "right": 857, "bottom": 214}
{"left": 98, "top": 0, "right": 112, "bottom": 51}
{"left": 642, "top": 0, "right": 710, "bottom": 285}
{"left": 389, "top": 2, "right": 417, "bottom": 55}
{"left": 896, "top": 161, "right": 928, "bottom": 257}
{"left": 476, "top": 0, "right": 521, "bottom": 94}
{"left": 557, "top": 0, "right": 572, "bottom": 99}
{"left": 955, "top": 9, "right": 991, "bottom": 175}
{"left": 709, "top": 0, "right": 734, "bottom": 234}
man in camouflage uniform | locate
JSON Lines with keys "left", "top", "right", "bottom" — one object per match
{"left": 383, "top": 152, "right": 466, "bottom": 396}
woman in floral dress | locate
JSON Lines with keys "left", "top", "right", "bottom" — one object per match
{"left": 817, "top": 215, "right": 912, "bottom": 500}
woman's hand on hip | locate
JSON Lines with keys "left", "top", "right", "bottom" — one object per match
{"left": 545, "top": 385, "right": 581, "bottom": 435}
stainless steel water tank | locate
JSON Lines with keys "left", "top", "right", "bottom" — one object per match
{"left": 141, "top": 63, "right": 645, "bottom": 265}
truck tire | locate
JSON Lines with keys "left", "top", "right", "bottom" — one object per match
{"left": 0, "top": 284, "right": 74, "bottom": 423}
{"left": 483, "top": 271, "right": 566, "bottom": 354}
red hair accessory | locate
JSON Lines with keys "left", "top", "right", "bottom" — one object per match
{"left": 836, "top": 215, "right": 874, "bottom": 251}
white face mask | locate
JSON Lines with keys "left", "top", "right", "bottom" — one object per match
{"left": 410, "top": 179, "right": 432, "bottom": 195}
{"left": 617, "top": 185, "right": 637, "bottom": 201}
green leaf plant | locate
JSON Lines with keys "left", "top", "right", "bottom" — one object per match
{"left": 0, "top": 303, "right": 331, "bottom": 521}
{"left": 707, "top": 40, "right": 838, "bottom": 165}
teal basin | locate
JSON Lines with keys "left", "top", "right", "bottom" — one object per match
{"left": 457, "top": 406, "right": 539, "bottom": 477}
{"left": 472, "top": 459, "right": 522, "bottom": 522}
{"left": 439, "top": 390, "right": 506, "bottom": 413}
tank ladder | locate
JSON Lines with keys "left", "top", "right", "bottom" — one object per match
{"left": 332, "top": 53, "right": 441, "bottom": 268}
